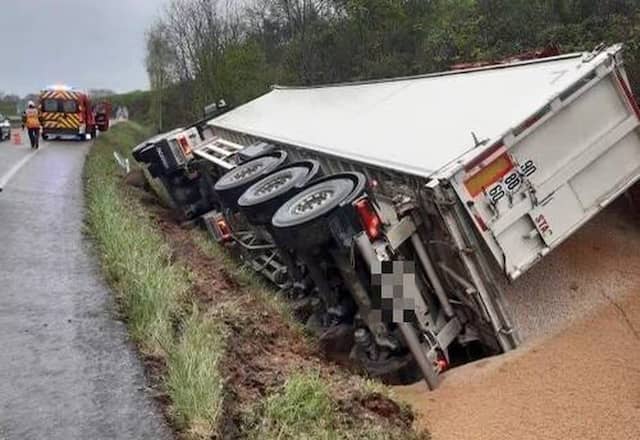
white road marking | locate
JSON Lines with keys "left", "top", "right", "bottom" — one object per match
{"left": 0, "top": 147, "right": 42, "bottom": 191}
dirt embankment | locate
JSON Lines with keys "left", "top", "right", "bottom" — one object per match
{"left": 396, "top": 201, "right": 640, "bottom": 440}
{"left": 136, "top": 194, "right": 421, "bottom": 438}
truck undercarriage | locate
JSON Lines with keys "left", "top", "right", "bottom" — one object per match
{"left": 133, "top": 44, "right": 640, "bottom": 390}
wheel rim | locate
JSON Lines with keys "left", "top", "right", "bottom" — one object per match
{"left": 215, "top": 153, "right": 285, "bottom": 191}
{"left": 255, "top": 172, "right": 294, "bottom": 197}
{"left": 239, "top": 165, "right": 310, "bottom": 208}
{"left": 272, "top": 177, "right": 355, "bottom": 228}
{"left": 231, "top": 162, "right": 264, "bottom": 182}
{"left": 291, "top": 189, "right": 334, "bottom": 216}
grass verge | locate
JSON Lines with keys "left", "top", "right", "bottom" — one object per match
{"left": 167, "top": 306, "right": 226, "bottom": 437}
{"left": 85, "top": 122, "right": 225, "bottom": 438}
{"left": 85, "top": 122, "right": 186, "bottom": 354}
{"left": 246, "top": 371, "right": 425, "bottom": 440}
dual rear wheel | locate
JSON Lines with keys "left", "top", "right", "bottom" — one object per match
{"left": 271, "top": 173, "right": 366, "bottom": 250}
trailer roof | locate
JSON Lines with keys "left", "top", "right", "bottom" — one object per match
{"left": 209, "top": 47, "right": 618, "bottom": 178}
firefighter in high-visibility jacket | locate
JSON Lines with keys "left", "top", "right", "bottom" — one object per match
{"left": 22, "top": 101, "right": 41, "bottom": 149}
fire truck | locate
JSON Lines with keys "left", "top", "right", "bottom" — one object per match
{"left": 39, "top": 85, "right": 110, "bottom": 140}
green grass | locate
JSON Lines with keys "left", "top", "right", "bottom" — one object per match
{"left": 107, "top": 90, "right": 153, "bottom": 125}
{"left": 247, "top": 372, "right": 427, "bottom": 440}
{"left": 249, "top": 372, "right": 336, "bottom": 439}
{"left": 167, "top": 306, "right": 226, "bottom": 438}
{"left": 85, "top": 122, "right": 226, "bottom": 439}
{"left": 0, "top": 101, "right": 16, "bottom": 117}
{"left": 85, "top": 122, "right": 185, "bottom": 354}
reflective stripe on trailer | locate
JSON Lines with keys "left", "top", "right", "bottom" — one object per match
{"left": 464, "top": 153, "right": 514, "bottom": 198}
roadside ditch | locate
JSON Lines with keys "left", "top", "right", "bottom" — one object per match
{"left": 84, "top": 122, "right": 428, "bottom": 439}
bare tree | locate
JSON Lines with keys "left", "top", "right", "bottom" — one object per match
{"left": 145, "top": 19, "right": 175, "bottom": 129}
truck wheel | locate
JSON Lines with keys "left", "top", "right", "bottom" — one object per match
{"left": 271, "top": 177, "right": 355, "bottom": 250}
{"left": 238, "top": 161, "right": 321, "bottom": 225}
{"left": 214, "top": 151, "right": 287, "bottom": 208}
{"left": 273, "top": 178, "right": 354, "bottom": 228}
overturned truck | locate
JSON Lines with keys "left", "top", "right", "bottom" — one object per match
{"left": 148, "top": 44, "right": 640, "bottom": 389}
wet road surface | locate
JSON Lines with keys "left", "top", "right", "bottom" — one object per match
{"left": 0, "top": 137, "right": 172, "bottom": 439}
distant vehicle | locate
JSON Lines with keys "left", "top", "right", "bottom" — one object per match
{"left": 93, "top": 101, "right": 112, "bottom": 132}
{"left": 38, "top": 85, "right": 110, "bottom": 141}
{"left": 115, "top": 105, "right": 129, "bottom": 120}
{"left": 0, "top": 113, "right": 10, "bottom": 141}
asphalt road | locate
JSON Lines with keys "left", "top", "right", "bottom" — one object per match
{"left": 0, "top": 135, "right": 172, "bottom": 439}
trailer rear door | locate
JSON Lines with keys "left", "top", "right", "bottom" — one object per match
{"left": 452, "top": 48, "right": 640, "bottom": 279}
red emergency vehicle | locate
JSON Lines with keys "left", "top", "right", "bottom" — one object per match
{"left": 39, "top": 86, "right": 110, "bottom": 140}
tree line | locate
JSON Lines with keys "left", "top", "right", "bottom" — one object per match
{"left": 144, "top": 0, "right": 640, "bottom": 130}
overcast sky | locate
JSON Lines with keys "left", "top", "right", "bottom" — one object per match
{"left": 0, "top": 0, "right": 162, "bottom": 97}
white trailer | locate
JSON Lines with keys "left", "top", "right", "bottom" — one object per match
{"left": 201, "top": 44, "right": 640, "bottom": 387}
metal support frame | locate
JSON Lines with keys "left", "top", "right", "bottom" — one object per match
{"left": 432, "top": 182, "right": 519, "bottom": 352}
{"left": 409, "top": 232, "right": 455, "bottom": 318}
{"left": 298, "top": 252, "right": 339, "bottom": 308}
{"left": 330, "top": 249, "right": 399, "bottom": 351}
{"left": 397, "top": 323, "right": 439, "bottom": 391}
{"left": 192, "top": 136, "right": 244, "bottom": 171}
{"left": 231, "top": 232, "right": 278, "bottom": 251}
{"left": 381, "top": 215, "right": 461, "bottom": 346}
{"left": 352, "top": 232, "right": 440, "bottom": 390}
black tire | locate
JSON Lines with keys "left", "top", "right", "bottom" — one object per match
{"left": 214, "top": 151, "right": 287, "bottom": 208}
{"left": 271, "top": 172, "right": 368, "bottom": 250}
{"left": 238, "top": 160, "right": 321, "bottom": 225}
{"left": 42, "top": 133, "right": 49, "bottom": 141}
{"left": 273, "top": 178, "right": 355, "bottom": 228}
{"left": 271, "top": 177, "right": 355, "bottom": 250}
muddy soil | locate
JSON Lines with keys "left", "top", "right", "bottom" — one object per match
{"left": 134, "top": 191, "right": 418, "bottom": 437}
{"left": 396, "top": 202, "right": 640, "bottom": 440}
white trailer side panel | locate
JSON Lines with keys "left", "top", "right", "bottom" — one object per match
{"left": 451, "top": 50, "right": 640, "bottom": 279}
{"left": 209, "top": 53, "right": 594, "bottom": 178}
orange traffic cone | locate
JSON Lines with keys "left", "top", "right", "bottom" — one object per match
{"left": 12, "top": 130, "right": 22, "bottom": 145}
